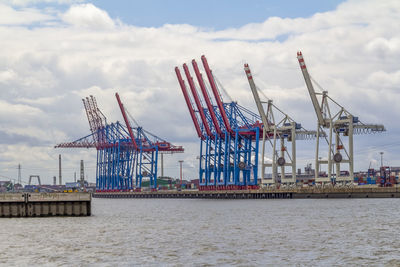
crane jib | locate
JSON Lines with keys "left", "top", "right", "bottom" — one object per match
{"left": 296, "top": 51, "right": 325, "bottom": 126}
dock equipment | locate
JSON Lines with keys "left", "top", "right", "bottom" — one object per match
{"left": 28, "top": 175, "right": 41, "bottom": 185}
{"left": 55, "top": 95, "right": 183, "bottom": 191}
{"left": 176, "top": 55, "right": 261, "bottom": 190}
{"left": 244, "top": 63, "right": 316, "bottom": 186}
{"left": 296, "top": 52, "right": 385, "bottom": 184}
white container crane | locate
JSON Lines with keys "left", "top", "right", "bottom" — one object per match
{"left": 297, "top": 51, "right": 385, "bottom": 184}
{"left": 244, "top": 63, "right": 316, "bottom": 187}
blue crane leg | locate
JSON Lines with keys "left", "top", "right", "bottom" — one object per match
{"left": 233, "top": 131, "right": 239, "bottom": 185}
{"left": 154, "top": 149, "right": 158, "bottom": 189}
{"left": 199, "top": 138, "right": 205, "bottom": 186}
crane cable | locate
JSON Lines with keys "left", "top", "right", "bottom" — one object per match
{"left": 309, "top": 75, "right": 324, "bottom": 93}
{"left": 126, "top": 109, "right": 140, "bottom": 128}
{"left": 214, "top": 75, "right": 233, "bottom": 103}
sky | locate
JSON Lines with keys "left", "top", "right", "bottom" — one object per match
{"left": 0, "top": 0, "right": 399, "bottom": 185}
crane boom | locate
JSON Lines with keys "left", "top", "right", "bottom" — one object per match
{"left": 297, "top": 51, "right": 325, "bottom": 125}
{"left": 201, "top": 55, "right": 232, "bottom": 134}
{"left": 183, "top": 63, "right": 213, "bottom": 137}
{"left": 244, "top": 63, "right": 270, "bottom": 131}
{"left": 115, "top": 93, "right": 138, "bottom": 149}
{"left": 192, "top": 59, "right": 222, "bottom": 135}
{"left": 82, "top": 96, "right": 107, "bottom": 148}
{"left": 175, "top": 67, "right": 204, "bottom": 139}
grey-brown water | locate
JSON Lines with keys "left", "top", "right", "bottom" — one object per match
{"left": 1, "top": 198, "right": 399, "bottom": 266}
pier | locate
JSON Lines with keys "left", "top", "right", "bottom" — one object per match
{"left": 93, "top": 186, "right": 400, "bottom": 199}
{"left": 0, "top": 192, "right": 91, "bottom": 217}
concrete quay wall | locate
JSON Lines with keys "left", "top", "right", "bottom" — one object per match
{"left": 0, "top": 192, "right": 91, "bottom": 217}
{"left": 93, "top": 186, "right": 400, "bottom": 200}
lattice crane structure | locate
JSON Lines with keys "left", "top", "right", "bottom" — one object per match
{"left": 176, "top": 55, "right": 262, "bottom": 190}
{"left": 244, "top": 63, "right": 317, "bottom": 186}
{"left": 297, "top": 51, "right": 385, "bottom": 184}
{"left": 55, "top": 94, "right": 183, "bottom": 191}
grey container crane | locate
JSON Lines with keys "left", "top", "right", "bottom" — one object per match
{"left": 297, "top": 51, "right": 385, "bottom": 184}
{"left": 244, "top": 63, "right": 316, "bottom": 187}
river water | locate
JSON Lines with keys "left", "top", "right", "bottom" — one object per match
{"left": 1, "top": 198, "right": 400, "bottom": 266}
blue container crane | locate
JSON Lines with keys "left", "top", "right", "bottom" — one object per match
{"left": 176, "top": 55, "right": 260, "bottom": 190}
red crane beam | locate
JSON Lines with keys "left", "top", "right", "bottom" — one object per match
{"left": 87, "top": 96, "right": 102, "bottom": 132}
{"left": 183, "top": 63, "right": 213, "bottom": 137}
{"left": 115, "top": 93, "right": 138, "bottom": 149}
{"left": 55, "top": 142, "right": 95, "bottom": 149}
{"left": 90, "top": 96, "right": 107, "bottom": 146}
{"left": 82, "top": 96, "right": 107, "bottom": 148}
{"left": 82, "top": 99, "right": 94, "bottom": 134}
{"left": 175, "top": 67, "right": 204, "bottom": 139}
{"left": 192, "top": 59, "right": 222, "bottom": 135}
{"left": 201, "top": 55, "right": 232, "bottom": 134}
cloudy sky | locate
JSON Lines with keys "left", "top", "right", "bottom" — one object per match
{"left": 0, "top": 0, "right": 399, "bottom": 184}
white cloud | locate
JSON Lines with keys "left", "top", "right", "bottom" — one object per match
{"left": 1, "top": 0, "right": 84, "bottom": 6}
{"left": 367, "top": 70, "right": 400, "bottom": 89}
{"left": 17, "top": 95, "right": 64, "bottom": 105}
{"left": 0, "top": 3, "right": 54, "bottom": 24}
{"left": 365, "top": 37, "right": 400, "bottom": 57}
{"left": 61, "top": 3, "right": 115, "bottom": 29}
{"left": 0, "top": 69, "right": 17, "bottom": 82}
{"left": 0, "top": 0, "right": 400, "bottom": 183}
{"left": 0, "top": 100, "right": 42, "bottom": 118}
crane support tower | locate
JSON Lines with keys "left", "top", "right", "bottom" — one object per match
{"left": 244, "top": 63, "right": 316, "bottom": 186}
{"left": 55, "top": 94, "right": 184, "bottom": 192}
{"left": 176, "top": 55, "right": 261, "bottom": 190}
{"left": 297, "top": 51, "right": 385, "bottom": 184}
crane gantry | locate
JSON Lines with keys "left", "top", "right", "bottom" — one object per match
{"left": 244, "top": 63, "right": 316, "bottom": 186}
{"left": 297, "top": 51, "right": 385, "bottom": 184}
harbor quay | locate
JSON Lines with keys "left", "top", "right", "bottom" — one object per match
{"left": 0, "top": 192, "right": 91, "bottom": 217}
{"left": 93, "top": 186, "right": 400, "bottom": 200}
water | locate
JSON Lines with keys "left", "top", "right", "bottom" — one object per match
{"left": 1, "top": 198, "right": 400, "bottom": 266}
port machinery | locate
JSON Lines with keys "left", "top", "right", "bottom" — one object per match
{"left": 176, "top": 55, "right": 262, "bottom": 191}
{"left": 55, "top": 94, "right": 184, "bottom": 191}
{"left": 244, "top": 63, "right": 317, "bottom": 187}
{"left": 296, "top": 51, "right": 385, "bottom": 184}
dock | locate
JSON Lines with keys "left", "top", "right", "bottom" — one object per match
{"left": 0, "top": 192, "right": 91, "bottom": 217}
{"left": 93, "top": 186, "right": 400, "bottom": 199}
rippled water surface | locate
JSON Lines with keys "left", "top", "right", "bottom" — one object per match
{"left": 1, "top": 198, "right": 400, "bottom": 266}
